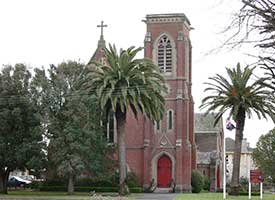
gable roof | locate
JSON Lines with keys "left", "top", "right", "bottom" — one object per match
{"left": 226, "top": 137, "right": 253, "bottom": 153}
{"left": 195, "top": 113, "right": 223, "bottom": 133}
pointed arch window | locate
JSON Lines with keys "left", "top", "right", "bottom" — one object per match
{"left": 158, "top": 35, "right": 172, "bottom": 73}
{"left": 101, "top": 111, "right": 117, "bottom": 143}
{"left": 167, "top": 109, "right": 174, "bottom": 131}
{"left": 154, "top": 120, "right": 162, "bottom": 133}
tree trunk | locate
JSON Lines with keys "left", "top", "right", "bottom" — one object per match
{"left": 0, "top": 169, "right": 9, "bottom": 194}
{"left": 116, "top": 110, "right": 129, "bottom": 195}
{"left": 230, "top": 110, "right": 246, "bottom": 195}
{"left": 67, "top": 166, "right": 74, "bottom": 195}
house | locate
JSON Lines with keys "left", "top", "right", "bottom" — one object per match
{"left": 195, "top": 113, "right": 224, "bottom": 191}
{"left": 225, "top": 137, "right": 255, "bottom": 182}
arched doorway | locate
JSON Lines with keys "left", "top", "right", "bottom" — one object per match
{"left": 157, "top": 155, "right": 172, "bottom": 187}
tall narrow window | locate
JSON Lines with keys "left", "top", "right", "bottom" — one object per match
{"left": 102, "top": 111, "right": 116, "bottom": 143}
{"left": 155, "top": 120, "right": 161, "bottom": 133}
{"left": 158, "top": 35, "right": 172, "bottom": 73}
{"left": 167, "top": 110, "right": 174, "bottom": 131}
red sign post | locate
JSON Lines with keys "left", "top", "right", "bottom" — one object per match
{"left": 249, "top": 170, "right": 263, "bottom": 200}
{"left": 250, "top": 170, "right": 263, "bottom": 183}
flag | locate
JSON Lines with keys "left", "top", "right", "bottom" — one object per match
{"left": 226, "top": 118, "right": 235, "bottom": 131}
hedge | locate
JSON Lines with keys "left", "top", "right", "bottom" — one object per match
{"left": 129, "top": 187, "right": 143, "bottom": 193}
{"left": 38, "top": 186, "right": 143, "bottom": 193}
{"left": 239, "top": 191, "right": 261, "bottom": 196}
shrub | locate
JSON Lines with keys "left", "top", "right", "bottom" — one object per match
{"left": 39, "top": 186, "right": 67, "bottom": 192}
{"left": 38, "top": 186, "right": 143, "bottom": 193}
{"left": 127, "top": 172, "right": 140, "bottom": 187}
{"left": 29, "top": 181, "right": 42, "bottom": 190}
{"left": 39, "top": 171, "right": 141, "bottom": 191}
{"left": 129, "top": 187, "right": 143, "bottom": 193}
{"left": 42, "top": 179, "right": 66, "bottom": 187}
{"left": 239, "top": 177, "right": 249, "bottom": 192}
{"left": 203, "top": 176, "right": 210, "bottom": 191}
{"left": 191, "top": 170, "right": 204, "bottom": 193}
{"left": 239, "top": 191, "right": 260, "bottom": 196}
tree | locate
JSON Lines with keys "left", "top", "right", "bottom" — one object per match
{"left": 85, "top": 45, "right": 166, "bottom": 195}
{"left": 223, "top": 0, "right": 275, "bottom": 89}
{"left": 200, "top": 63, "right": 275, "bottom": 195}
{"left": 0, "top": 64, "right": 46, "bottom": 194}
{"left": 32, "top": 61, "right": 110, "bottom": 195}
{"left": 253, "top": 128, "right": 275, "bottom": 187}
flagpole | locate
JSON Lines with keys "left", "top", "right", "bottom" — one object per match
{"left": 223, "top": 130, "right": 226, "bottom": 200}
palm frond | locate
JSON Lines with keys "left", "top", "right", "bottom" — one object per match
{"left": 200, "top": 63, "right": 275, "bottom": 126}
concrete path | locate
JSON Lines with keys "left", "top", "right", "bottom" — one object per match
{"left": 134, "top": 193, "right": 176, "bottom": 200}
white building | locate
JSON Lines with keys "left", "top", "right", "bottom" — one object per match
{"left": 226, "top": 137, "right": 256, "bottom": 182}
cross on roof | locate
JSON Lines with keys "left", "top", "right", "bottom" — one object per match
{"left": 97, "top": 21, "right": 107, "bottom": 37}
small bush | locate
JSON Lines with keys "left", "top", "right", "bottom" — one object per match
{"left": 129, "top": 187, "right": 143, "bottom": 193}
{"left": 191, "top": 170, "right": 204, "bottom": 193}
{"left": 29, "top": 181, "right": 42, "bottom": 190}
{"left": 42, "top": 179, "right": 66, "bottom": 187}
{"left": 239, "top": 191, "right": 261, "bottom": 196}
{"left": 203, "top": 176, "right": 210, "bottom": 191}
{"left": 39, "top": 186, "right": 67, "bottom": 192}
{"left": 239, "top": 177, "right": 249, "bottom": 192}
{"left": 127, "top": 172, "right": 140, "bottom": 187}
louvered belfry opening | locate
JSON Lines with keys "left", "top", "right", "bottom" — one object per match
{"left": 158, "top": 35, "right": 172, "bottom": 73}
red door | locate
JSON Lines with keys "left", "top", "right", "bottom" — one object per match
{"left": 157, "top": 155, "right": 172, "bottom": 187}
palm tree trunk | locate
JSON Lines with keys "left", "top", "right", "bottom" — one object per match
{"left": 230, "top": 110, "right": 245, "bottom": 195}
{"left": 116, "top": 110, "right": 129, "bottom": 195}
{"left": 67, "top": 165, "right": 74, "bottom": 195}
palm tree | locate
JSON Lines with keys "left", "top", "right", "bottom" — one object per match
{"left": 200, "top": 63, "right": 275, "bottom": 195}
{"left": 86, "top": 44, "right": 166, "bottom": 195}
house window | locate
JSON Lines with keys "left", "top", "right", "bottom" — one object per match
{"left": 167, "top": 109, "right": 174, "bottom": 131}
{"left": 158, "top": 35, "right": 172, "bottom": 73}
{"left": 155, "top": 120, "right": 162, "bottom": 133}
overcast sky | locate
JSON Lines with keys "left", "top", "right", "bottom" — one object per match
{"left": 0, "top": 0, "right": 274, "bottom": 147}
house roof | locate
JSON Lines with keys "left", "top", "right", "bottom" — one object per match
{"left": 195, "top": 113, "right": 223, "bottom": 133}
{"left": 226, "top": 137, "right": 253, "bottom": 153}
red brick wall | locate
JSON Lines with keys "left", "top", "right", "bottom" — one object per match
{"left": 125, "top": 14, "right": 194, "bottom": 192}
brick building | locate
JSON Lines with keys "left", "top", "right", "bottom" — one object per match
{"left": 92, "top": 13, "right": 196, "bottom": 192}
{"left": 195, "top": 113, "right": 224, "bottom": 191}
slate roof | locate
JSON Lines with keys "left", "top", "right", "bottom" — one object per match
{"left": 197, "top": 151, "right": 219, "bottom": 165}
{"left": 226, "top": 137, "right": 253, "bottom": 153}
{"left": 195, "top": 113, "right": 223, "bottom": 133}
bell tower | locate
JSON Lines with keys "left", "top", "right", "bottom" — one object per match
{"left": 124, "top": 13, "right": 196, "bottom": 192}
{"left": 143, "top": 13, "right": 196, "bottom": 192}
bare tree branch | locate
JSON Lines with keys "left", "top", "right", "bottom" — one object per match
{"left": 223, "top": 0, "right": 275, "bottom": 90}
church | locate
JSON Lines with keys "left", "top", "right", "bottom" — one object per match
{"left": 91, "top": 13, "right": 222, "bottom": 192}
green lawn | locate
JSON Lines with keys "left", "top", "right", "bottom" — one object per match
{"left": 0, "top": 191, "right": 135, "bottom": 199}
{"left": 175, "top": 193, "right": 275, "bottom": 200}
{"left": 1, "top": 191, "right": 91, "bottom": 196}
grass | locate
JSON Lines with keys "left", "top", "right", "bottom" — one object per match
{"left": 2, "top": 191, "right": 274, "bottom": 200}
{"left": 0, "top": 190, "right": 136, "bottom": 199}
{"left": 175, "top": 193, "right": 275, "bottom": 200}
{"left": 0, "top": 191, "right": 91, "bottom": 196}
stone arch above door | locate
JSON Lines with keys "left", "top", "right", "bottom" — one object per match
{"left": 151, "top": 151, "right": 175, "bottom": 188}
